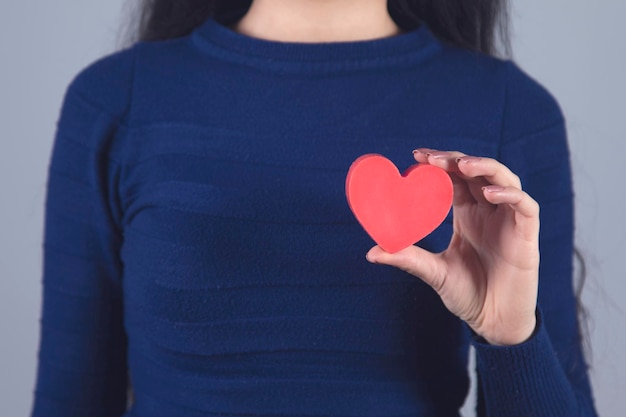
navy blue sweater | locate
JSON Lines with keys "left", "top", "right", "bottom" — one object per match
{"left": 32, "top": 16, "right": 597, "bottom": 417}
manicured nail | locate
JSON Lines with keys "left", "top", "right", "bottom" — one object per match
{"left": 456, "top": 156, "right": 482, "bottom": 163}
{"left": 413, "top": 148, "right": 433, "bottom": 154}
{"left": 482, "top": 185, "right": 505, "bottom": 192}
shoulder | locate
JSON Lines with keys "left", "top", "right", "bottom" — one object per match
{"left": 63, "top": 43, "right": 138, "bottom": 121}
{"left": 500, "top": 60, "right": 565, "bottom": 139}
{"left": 447, "top": 46, "right": 565, "bottom": 136}
{"left": 435, "top": 42, "right": 564, "bottom": 128}
{"left": 420, "top": 42, "right": 565, "bottom": 149}
{"left": 63, "top": 37, "right": 196, "bottom": 125}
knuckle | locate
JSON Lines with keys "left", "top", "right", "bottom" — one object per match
{"left": 511, "top": 174, "right": 522, "bottom": 188}
{"left": 526, "top": 194, "right": 540, "bottom": 215}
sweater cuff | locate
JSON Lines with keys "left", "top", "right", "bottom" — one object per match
{"left": 470, "top": 307, "right": 578, "bottom": 416}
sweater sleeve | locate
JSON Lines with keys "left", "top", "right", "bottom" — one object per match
{"left": 470, "top": 60, "right": 598, "bottom": 417}
{"left": 30, "top": 46, "right": 135, "bottom": 417}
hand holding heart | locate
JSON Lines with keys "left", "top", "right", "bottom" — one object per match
{"left": 365, "top": 149, "right": 540, "bottom": 346}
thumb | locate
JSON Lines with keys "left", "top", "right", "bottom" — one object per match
{"left": 366, "top": 245, "right": 444, "bottom": 291}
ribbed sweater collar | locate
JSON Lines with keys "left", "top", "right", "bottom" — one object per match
{"left": 190, "top": 16, "right": 441, "bottom": 73}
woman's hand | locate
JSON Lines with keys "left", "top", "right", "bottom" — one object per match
{"left": 366, "top": 149, "right": 540, "bottom": 346}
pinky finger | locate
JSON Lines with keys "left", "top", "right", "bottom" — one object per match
{"left": 482, "top": 185, "right": 539, "bottom": 219}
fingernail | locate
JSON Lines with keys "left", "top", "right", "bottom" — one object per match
{"left": 482, "top": 185, "right": 505, "bottom": 192}
{"left": 457, "top": 156, "right": 482, "bottom": 163}
{"left": 413, "top": 148, "right": 432, "bottom": 154}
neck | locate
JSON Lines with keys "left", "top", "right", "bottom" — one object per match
{"left": 230, "top": 0, "right": 404, "bottom": 43}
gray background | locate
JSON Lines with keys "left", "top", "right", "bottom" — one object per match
{"left": 1, "top": 1, "right": 624, "bottom": 415}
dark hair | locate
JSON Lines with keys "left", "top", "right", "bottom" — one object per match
{"left": 117, "top": 0, "right": 512, "bottom": 58}
{"left": 574, "top": 248, "right": 592, "bottom": 360}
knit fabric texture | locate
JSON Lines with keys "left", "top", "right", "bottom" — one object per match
{"left": 31, "top": 15, "right": 597, "bottom": 417}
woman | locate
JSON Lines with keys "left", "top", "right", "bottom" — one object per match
{"left": 31, "top": 0, "right": 597, "bottom": 416}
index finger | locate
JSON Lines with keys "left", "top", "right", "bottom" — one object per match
{"left": 455, "top": 156, "right": 522, "bottom": 189}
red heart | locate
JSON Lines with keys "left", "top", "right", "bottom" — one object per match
{"left": 345, "top": 154, "right": 453, "bottom": 253}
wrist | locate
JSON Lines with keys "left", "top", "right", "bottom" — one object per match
{"left": 482, "top": 315, "right": 537, "bottom": 346}
{"left": 470, "top": 310, "right": 538, "bottom": 346}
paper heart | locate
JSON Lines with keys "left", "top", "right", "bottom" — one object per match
{"left": 345, "top": 154, "right": 453, "bottom": 253}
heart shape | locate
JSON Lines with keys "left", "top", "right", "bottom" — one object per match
{"left": 345, "top": 154, "right": 453, "bottom": 253}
